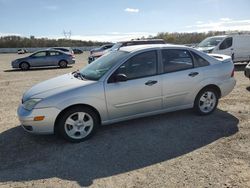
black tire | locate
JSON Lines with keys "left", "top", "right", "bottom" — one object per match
{"left": 20, "top": 62, "right": 30, "bottom": 70}
{"left": 194, "top": 88, "right": 219, "bottom": 115}
{"left": 57, "top": 106, "right": 99, "bottom": 143}
{"left": 58, "top": 60, "right": 68, "bottom": 68}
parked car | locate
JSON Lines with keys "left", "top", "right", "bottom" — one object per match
{"left": 12, "top": 50, "right": 75, "bottom": 70}
{"left": 73, "top": 48, "right": 83, "bottom": 54}
{"left": 50, "top": 47, "right": 74, "bottom": 55}
{"left": 245, "top": 62, "right": 250, "bottom": 78}
{"left": 18, "top": 44, "right": 235, "bottom": 142}
{"left": 90, "top": 43, "right": 114, "bottom": 55}
{"left": 17, "top": 49, "right": 28, "bottom": 54}
{"left": 196, "top": 34, "right": 250, "bottom": 63}
{"left": 88, "top": 39, "right": 165, "bottom": 63}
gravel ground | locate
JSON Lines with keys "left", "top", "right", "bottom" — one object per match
{"left": 0, "top": 53, "right": 250, "bottom": 188}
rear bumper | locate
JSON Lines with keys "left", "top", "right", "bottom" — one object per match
{"left": 17, "top": 105, "right": 60, "bottom": 134}
{"left": 219, "top": 78, "right": 236, "bottom": 98}
{"left": 68, "top": 59, "right": 76, "bottom": 65}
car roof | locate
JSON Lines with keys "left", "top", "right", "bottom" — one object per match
{"left": 50, "top": 47, "right": 72, "bottom": 51}
{"left": 119, "top": 44, "right": 189, "bottom": 53}
{"left": 207, "top": 35, "right": 227, "bottom": 38}
{"left": 103, "top": 43, "right": 114, "bottom": 46}
{"left": 33, "top": 49, "right": 65, "bottom": 53}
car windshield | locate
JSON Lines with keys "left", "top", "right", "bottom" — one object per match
{"left": 80, "top": 51, "right": 128, "bottom": 81}
{"left": 197, "top": 37, "right": 225, "bottom": 47}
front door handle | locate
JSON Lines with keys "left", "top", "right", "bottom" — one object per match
{"left": 145, "top": 80, "right": 158, "bottom": 86}
{"left": 188, "top": 72, "right": 199, "bottom": 77}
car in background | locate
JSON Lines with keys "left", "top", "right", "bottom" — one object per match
{"left": 88, "top": 39, "right": 165, "bottom": 63}
{"left": 17, "top": 44, "right": 235, "bottom": 142}
{"left": 90, "top": 43, "right": 114, "bottom": 55}
{"left": 50, "top": 47, "right": 74, "bottom": 55}
{"left": 245, "top": 62, "right": 250, "bottom": 79}
{"left": 73, "top": 48, "right": 83, "bottom": 54}
{"left": 196, "top": 34, "right": 250, "bottom": 63}
{"left": 12, "top": 49, "right": 75, "bottom": 70}
{"left": 17, "top": 49, "right": 28, "bottom": 54}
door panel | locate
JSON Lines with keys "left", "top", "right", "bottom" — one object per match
{"left": 161, "top": 49, "right": 202, "bottom": 108}
{"left": 30, "top": 51, "right": 48, "bottom": 66}
{"left": 215, "top": 37, "right": 233, "bottom": 57}
{"left": 233, "top": 36, "right": 250, "bottom": 62}
{"left": 47, "top": 51, "right": 61, "bottom": 66}
{"left": 161, "top": 69, "right": 201, "bottom": 108}
{"left": 104, "top": 50, "right": 162, "bottom": 120}
{"left": 105, "top": 75, "right": 162, "bottom": 120}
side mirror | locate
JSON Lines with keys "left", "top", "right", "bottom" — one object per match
{"left": 114, "top": 74, "right": 128, "bottom": 82}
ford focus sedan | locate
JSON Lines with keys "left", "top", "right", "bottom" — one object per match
{"left": 17, "top": 44, "right": 236, "bottom": 142}
{"left": 12, "top": 49, "right": 75, "bottom": 70}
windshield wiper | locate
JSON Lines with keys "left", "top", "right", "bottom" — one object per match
{"left": 72, "top": 70, "right": 86, "bottom": 80}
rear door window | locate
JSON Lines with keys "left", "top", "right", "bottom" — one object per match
{"left": 49, "top": 51, "right": 60, "bottom": 56}
{"left": 162, "top": 49, "right": 193, "bottom": 73}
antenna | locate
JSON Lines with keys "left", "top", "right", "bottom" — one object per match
{"left": 63, "top": 30, "right": 72, "bottom": 39}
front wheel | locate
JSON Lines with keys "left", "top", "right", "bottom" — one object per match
{"left": 194, "top": 88, "right": 219, "bottom": 115}
{"left": 20, "top": 62, "right": 30, "bottom": 70}
{"left": 57, "top": 106, "right": 99, "bottom": 142}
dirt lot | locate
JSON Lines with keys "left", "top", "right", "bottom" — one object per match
{"left": 0, "top": 53, "right": 250, "bottom": 188}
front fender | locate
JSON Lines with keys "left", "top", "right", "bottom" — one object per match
{"left": 55, "top": 96, "right": 108, "bottom": 122}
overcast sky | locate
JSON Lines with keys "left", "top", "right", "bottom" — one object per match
{"left": 0, "top": 0, "right": 250, "bottom": 41}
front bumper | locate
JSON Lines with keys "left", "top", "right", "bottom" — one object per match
{"left": 245, "top": 65, "right": 250, "bottom": 78}
{"left": 17, "top": 105, "right": 61, "bottom": 134}
{"left": 12, "top": 62, "right": 19, "bottom": 68}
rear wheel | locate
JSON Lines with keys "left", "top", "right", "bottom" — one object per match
{"left": 194, "top": 88, "right": 219, "bottom": 115}
{"left": 20, "top": 62, "right": 30, "bottom": 70}
{"left": 57, "top": 106, "right": 99, "bottom": 142}
{"left": 58, "top": 60, "right": 68, "bottom": 68}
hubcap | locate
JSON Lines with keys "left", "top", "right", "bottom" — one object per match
{"left": 21, "top": 63, "right": 28, "bottom": 69}
{"left": 64, "top": 112, "right": 94, "bottom": 139}
{"left": 60, "top": 61, "right": 66, "bottom": 67}
{"left": 199, "top": 91, "right": 216, "bottom": 113}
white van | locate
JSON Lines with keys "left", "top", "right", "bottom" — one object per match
{"left": 196, "top": 34, "right": 250, "bottom": 63}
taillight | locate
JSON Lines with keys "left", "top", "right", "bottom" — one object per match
{"left": 231, "top": 67, "right": 235, "bottom": 77}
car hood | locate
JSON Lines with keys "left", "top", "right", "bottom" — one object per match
{"left": 22, "top": 73, "right": 95, "bottom": 102}
{"left": 196, "top": 46, "right": 215, "bottom": 52}
{"left": 13, "top": 57, "right": 27, "bottom": 62}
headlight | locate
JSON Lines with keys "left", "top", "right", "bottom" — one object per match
{"left": 23, "top": 99, "right": 42, "bottom": 111}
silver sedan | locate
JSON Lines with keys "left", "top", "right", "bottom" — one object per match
{"left": 12, "top": 49, "right": 75, "bottom": 70}
{"left": 17, "top": 44, "right": 236, "bottom": 142}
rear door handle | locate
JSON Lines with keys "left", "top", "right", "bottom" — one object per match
{"left": 188, "top": 72, "right": 199, "bottom": 77}
{"left": 145, "top": 80, "right": 158, "bottom": 86}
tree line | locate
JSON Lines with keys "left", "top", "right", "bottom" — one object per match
{"left": 0, "top": 31, "right": 238, "bottom": 48}
{"left": 154, "top": 31, "right": 227, "bottom": 44}
{"left": 0, "top": 36, "right": 105, "bottom": 48}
